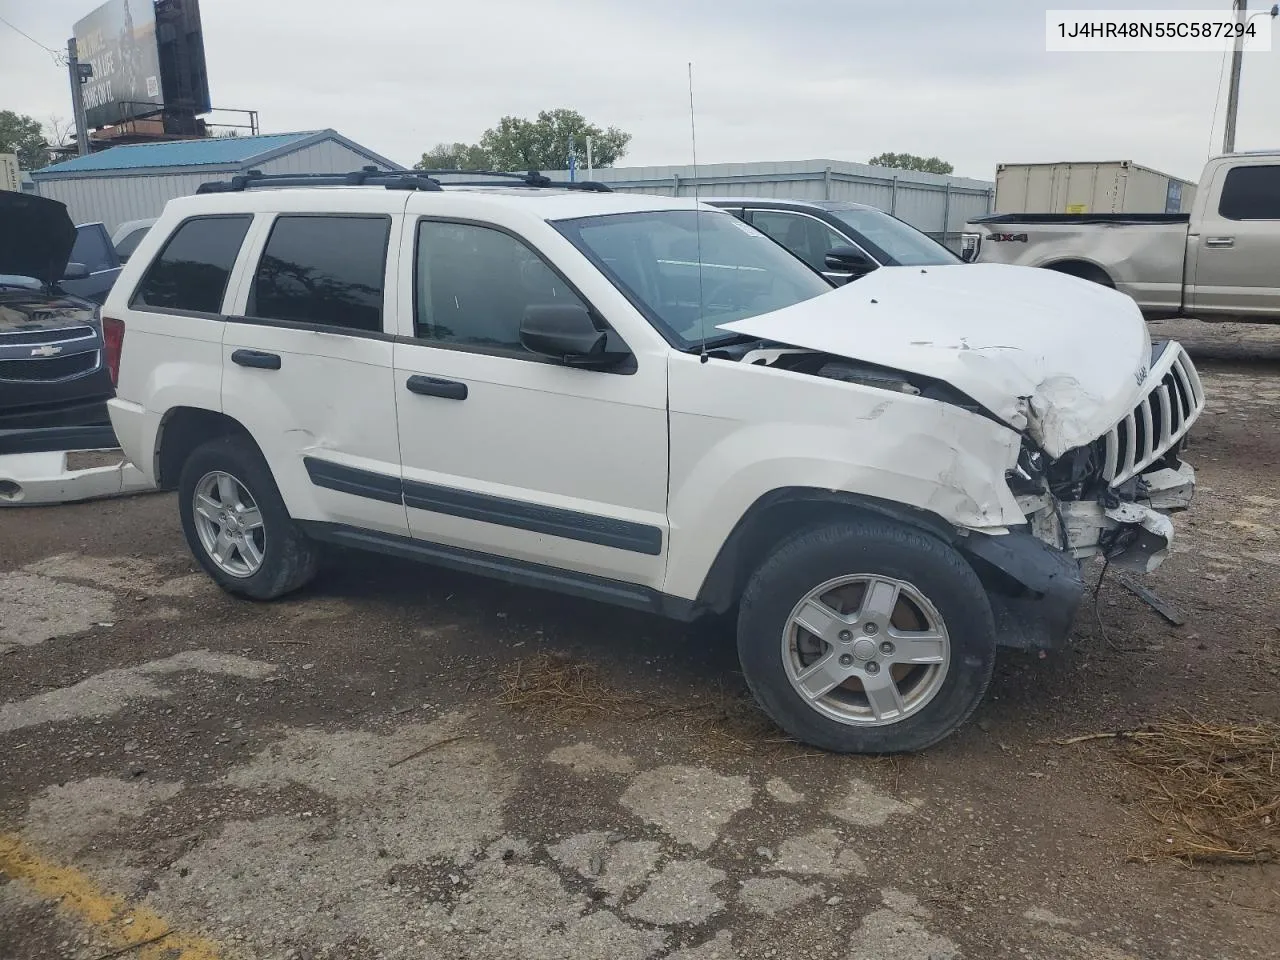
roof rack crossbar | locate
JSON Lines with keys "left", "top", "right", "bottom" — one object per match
{"left": 416, "top": 169, "right": 613, "bottom": 192}
{"left": 195, "top": 167, "right": 613, "bottom": 195}
{"left": 197, "top": 167, "right": 443, "bottom": 194}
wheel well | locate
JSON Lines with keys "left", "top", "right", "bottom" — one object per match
{"left": 1043, "top": 260, "right": 1114, "bottom": 288}
{"left": 694, "top": 491, "right": 956, "bottom": 616}
{"left": 155, "top": 408, "right": 254, "bottom": 489}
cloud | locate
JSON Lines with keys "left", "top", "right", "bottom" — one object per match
{"left": 2, "top": 0, "right": 1276, "bottom": 182}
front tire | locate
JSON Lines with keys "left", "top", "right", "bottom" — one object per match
{"left": 737, "top": 517, "right": 996, "bottom": 753}
{"left": 178, "top": 436, "right": 319, "bottom": 600}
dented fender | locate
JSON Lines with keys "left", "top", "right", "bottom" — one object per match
{"left": 662, "top": 351, "right": 1025, "bottom": 601}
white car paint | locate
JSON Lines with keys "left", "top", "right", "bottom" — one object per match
{"left": 105, "top": 184, "right": 1201, "bottom": 615}
{"left": 719, "top": 263, "right": 1152, "bottom": 459}
{"left": 0, "top": 449, "right": 154, "bottom": 506}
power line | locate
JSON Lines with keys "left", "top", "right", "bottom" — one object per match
{"left": 1207, "top": 41, "right": 1230, "bottom": 157}
{"left": 0, "top": 14, "right": 67, "bottom": 65}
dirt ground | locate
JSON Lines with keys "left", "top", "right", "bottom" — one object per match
{"left": 1, "top": 320, "right": 1278, "bottom": 960}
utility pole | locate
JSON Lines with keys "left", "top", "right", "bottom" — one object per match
{"left": 1222, "top": 1, "right": 1247, "bottom": 154}
{"left": 66, "top": 38, "right": 93, "bottom": 157}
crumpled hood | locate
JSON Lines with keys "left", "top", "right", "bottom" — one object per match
{"left": 718, "top": 263, "right": 1152, "bottom": 458}
{"left": 0, "top": 190, "right": 76, "bottom": 288}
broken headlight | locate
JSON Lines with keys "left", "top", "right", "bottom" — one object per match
{"left": 1006, "top": 443, "right": 1046, "bottom": 496}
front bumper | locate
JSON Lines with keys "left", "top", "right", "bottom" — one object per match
{"left": 964, "top": 460, "right": 1196, "bottom": 650}
{"left": 961, "top": 530, "right": 1085, "bottom": 651}
{"left": 1056, "top": 460, "right": 1196, "bottom": 573}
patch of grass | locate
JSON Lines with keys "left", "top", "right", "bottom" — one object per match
{"left": 496, "top": 653, "right": 817, "bottom": 759}
{"left": 1117, "top": 718, "right": 1280, "bottom": 865}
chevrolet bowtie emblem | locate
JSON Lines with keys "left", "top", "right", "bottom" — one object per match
{"left": 30, "top": 345, "right": 63, "bottom": 357}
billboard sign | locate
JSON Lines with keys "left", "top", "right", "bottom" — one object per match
{"left": 73, "top": 0, "right": 164, "bottom": 129}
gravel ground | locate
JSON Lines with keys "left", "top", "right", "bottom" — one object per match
{"left": 1, "top": 323, "right": 1277, "bottom": 960}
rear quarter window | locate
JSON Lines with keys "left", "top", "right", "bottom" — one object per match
{"left": 131, "top": 215, "right": 253, "bottom": 314}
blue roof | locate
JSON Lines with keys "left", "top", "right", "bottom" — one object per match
{"left": 33, "top": 130, "right": 334, "bottom": 175}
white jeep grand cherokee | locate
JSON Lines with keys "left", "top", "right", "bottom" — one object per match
{"left": 103, "top": 170, "right": 1204, "bottom": 753}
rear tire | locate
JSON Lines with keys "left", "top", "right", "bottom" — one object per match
{"left": 736, "top": 517, "right": 996, "bottom": 753}
{"left": 178, "top": 435, "right": 319, "bottom": 600}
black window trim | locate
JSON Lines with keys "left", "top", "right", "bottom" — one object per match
{"left": 1217, "top": 164, "right": 1280, "bottom": 221}
{"left": 128, "top": 213, "right": 255, "bottom": 319}
{"left": 244, "top": 211, "right": 394, "bottom": 335}
{"left": 407, "top": 215, "right": 637, "bottom": 375}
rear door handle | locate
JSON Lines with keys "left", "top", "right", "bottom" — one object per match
{"left": 1204, "top": 236, "right": 1235, "bottom": 248}
{"left": 406, "top": 375, "right": 468, "bottom": 400}
{"left": 231, "top": 349, "right": 281, "bottom": 370}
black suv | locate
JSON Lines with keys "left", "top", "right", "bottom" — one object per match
{"left": 0, "top": 191, "right": 114, "bottom": 434}
{"left": 702, "top": 198, "right": 960, "bottom": 284}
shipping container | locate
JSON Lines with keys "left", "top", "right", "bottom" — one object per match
{"left": 993, "top": 161, "right": 1197, "bottom": 216}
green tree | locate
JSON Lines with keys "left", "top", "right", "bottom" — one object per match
{"left": 480, "top": 109, "right": 631, "bottom": 171}
{"left": 415, "top": 110, "right": 632, "bottom": 174}
{"left": 867, "top": 152, "right": 954, "bottom": 175}
{"left": 414, "top": 141, "right": 492, "bottom": 171}
{"left": 0, "top": 110, "right": 50, "bottom": 171}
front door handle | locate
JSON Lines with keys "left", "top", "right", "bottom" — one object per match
{"left": 231, "top": 349, "right": 281, "bottom": 369}
{"left": 406, "top": 375, "right": 468, "bottom": 400}
{"left": 1204, "top": 236, "right": 1235, "bottom": 248}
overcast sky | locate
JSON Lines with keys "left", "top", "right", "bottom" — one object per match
{"left": 3, "top": 0, "right": 1278, "bottom": 182}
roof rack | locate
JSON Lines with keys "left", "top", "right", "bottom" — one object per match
{"left": 197, "top": 166, "right": 443, "bottom": 194}
{"left": 416, "top": 169, "right": 613, "bottom": 192}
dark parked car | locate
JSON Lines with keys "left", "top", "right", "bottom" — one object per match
{"left": 0, "top": 191, "right": 114, "bottom": 433}
{"left": 702, "top": 198, "right": 961, "bottom": 283}
{"left": 63, "top": 221, "right": 124, "bottom": 304}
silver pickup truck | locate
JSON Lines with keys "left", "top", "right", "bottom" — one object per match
{"left": 962, "top": 151, "right": 1280, "bottom": 323}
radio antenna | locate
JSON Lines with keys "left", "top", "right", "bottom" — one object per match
{"left": 688, "top": 61, "right": 708, "bottom": 361}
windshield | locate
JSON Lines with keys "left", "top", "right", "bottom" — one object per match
{"left": 829, "top": 208, "right": 960, "bottom": 266}
{"left": 554, "top": 209, "right": 832, "bottom": 349}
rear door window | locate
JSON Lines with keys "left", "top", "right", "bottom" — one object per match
{"left": 131, "top": 215, "right": 252, "bottom": 314}
{"left": 69, "top": 225, "right": 115, "bottom": 273}
{"left": 247, "top": 215, "right": 390, "bottom": 333}
{"left": 1218, "top": 165, "right": 1280, "bottom": 220}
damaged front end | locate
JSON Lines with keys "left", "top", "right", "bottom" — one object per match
{"left": 1010, "top": 341, "right": 1205, "bottom": 575}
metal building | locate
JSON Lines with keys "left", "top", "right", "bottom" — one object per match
{"left": 549, "top": 160, "right": 994, "bottom": 251}
{"left": 30, "top": 129, "right": 402, "bottom": 233}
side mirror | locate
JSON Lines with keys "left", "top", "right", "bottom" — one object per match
{"left": 520, "top": 304, "right": 611, "bottom": 366}
{"left": 824, "top": 246, "right": 876, "bottom": 275}
{"left": 62, "top": 262, "right": 90, "bottom": 280}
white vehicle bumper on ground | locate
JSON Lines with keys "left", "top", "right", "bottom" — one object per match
{"left": 0, "top": 448, "right": 156, "bottom": 506}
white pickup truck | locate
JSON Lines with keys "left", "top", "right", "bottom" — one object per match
{"left": 962, "top": 151, "right": 1280, "bottom": 323}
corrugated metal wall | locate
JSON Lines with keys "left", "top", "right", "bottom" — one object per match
{"left": 254, "top": 140, "right": 380, "bottom": 177}
{"left": 547, "top": 160, "right": 994, "bottom": 251}
{"left": 35, "top": 172, "right": 213, "bottom": 234}
{"left": 33, "top": 140, "right": 392, "bottom": 233}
